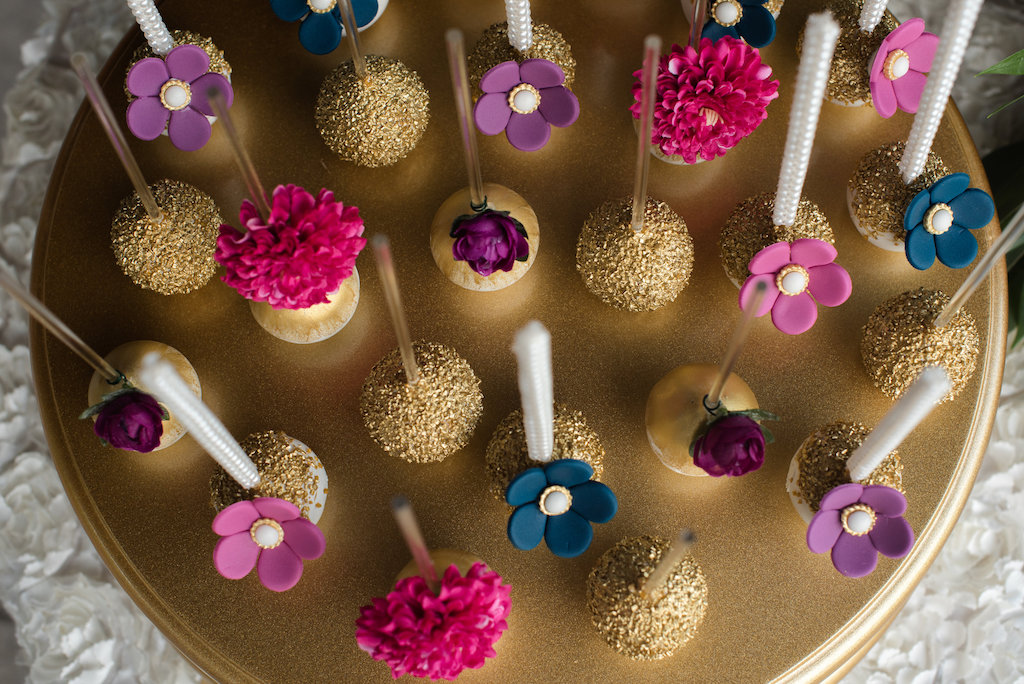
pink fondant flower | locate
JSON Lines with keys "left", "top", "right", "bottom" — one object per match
{"left": 125, "top": 44, "right": 233, "bottom": 151}
{"left": 212, "top": 497, "right": 325, "bottom": 592}
{"left": 356, "top": 562, "right": 511, "bottom": 680}
{"left": 216, "top": 184, "right": 366, "bottom": 310}
{"left": 632, "top": 37, "right": 779, "bottom": 164}
{"left": 869, "top": 18, "right": 938, "bottom": 119}
{"left": 739, "top": 239, "right": 852, "bottom": 335}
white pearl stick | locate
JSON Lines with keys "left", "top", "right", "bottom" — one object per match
{"left": 899, "top": 0, "right": 984, "bottom": 184}
{"left": 125, "top": 0, "right": 175, "bottom": 56}
{"left": 512, "top": 320, "right": 554, "bottom": 463}
{"left": 138, "top": 353, "right": 260, "bottom": 488}
{"left": 846, "top": 366, "right": 951, "bottom": 482}
{"left": 772, "top": 13, "right": 839, "bottom": 228}
{"left": 504, "top": 0, "right": 533, "bottom": 52}
{"left": 858, "top": 0, "right": 889, "bottom": 33}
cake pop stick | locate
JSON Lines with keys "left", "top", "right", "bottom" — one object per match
{"left": 125, "top": 0, "right": 174, "bottom": 55}
{"left": 631, "top": 35, "right": 661, "bottom": 232}
{"left": 639, "top": 529, "right": 695, "bottom": 600}
{"left": 504, "top": 0, "right": 533, "bottom": 52}
{"left": 391, "top": 495, "right": 440, "bottom": 593}
{"left": 338, "top": 0, "right": 368, "bottom": 79}
{"left": 207, "top": 87, "right": 270, "bottom": 218}
{"left": 708, "top": 282, "right": 766, "bottom": 410}
{"left": 448, "top": 29, "right": 486, "bottom": 211}
{"left": 512, "top": 321, "right": 554, "bottom": 463}
{"left": 687, "top": 0, "right": 708, "bottom": 49}
{"left": 858, "top": 0, "right": 888, "bottom": 33}
{"left": 372, "top": 235, "right": 419, "bottom": 384}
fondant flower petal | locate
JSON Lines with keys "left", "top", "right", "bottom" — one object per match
{"left": 934, "top": 225, "right": 978, "bottom": 269}
{"left": 771, "top": 291, "right": 818, "bottom": 335}
{"left": 126, "top": 97, "right": 169, "bottom": 140}
{"left": 479, "top": 61, "right": 522, "bottom": 94}
{"left": 212, "top": 500, "right": 260, "bottom": 536}
{"left": 269, "top": 0, "right": 309, "bottom": 21}
{"left": 545, "top": 458, "right": 595, "bottom": 488}
{"left": 167, "top": 107, "right": 212, "bottom": 151}
{"left": 807, "top": 509, "right": 843, "bottom": 554}
{"left": 702, "top": 21, "right": 739, "bottom": 43}
{"left": 473, "top": 92, "right": 513, "bottom": 136}
{"left": 905, "top": 226, "right": 937, "bottom": 270}
{"left": 929, "top": 173, "right": 971, "bottom": 204}
{"left": 872, "top": 78, "right": 898, "bottom": 119}
{"left": 891, "top": 70, "right": 927, "bottom": 113}
{"left": 213, "top": 532, "right": 259, "bottom": 580}
{"left": 859, "top": 485, "right": 908, "bottom": 517}
{"left": 506, "top": 467, "right": 548, "bottom": 506}
{"left": 736, "top": 4, "right": 776, "bottom": 48}
{"left": 739, "top": 273, "right": 780, "bottom": 317}
{"left": 903, "top": 32, "right": 939, "bottom": 73}
{"left": 253, "top": 497, "right": 302, "bottom": 522}
{"left": 505, "top": 111, "right": 551, "bottom": 152}
{"left": 869, "top": 515, "right": 915, "bottom": 558}
{"left": 544, "top": 510, "right": 593, "bottom": 558}
{"left": 948, "top": 188, "right": 996, "bottom": 229}
{"left": 831, "top": 532, "right": 879, "bottom": 578}
{"left": 507, "top": 503, "right": 546, "bottom": 551}
{"left": 257, "top": 543, "right": 304, "bottom": 592}
{"left": 537, "top": 86, "right": 579, "bottom": 128}
{"left": 352, "top": 0, "right": 379, "bottom": 27}
{"left": 790, "top": 238, "right": 837, "bottom": 267}
{"left": 519, "top": 59, "right": 566, "bottom": 89}
{"left": 165, "top": 44, "right": 211, "bottom": 83}
{"left": 807, "top": 263, "right": 852, "bottom": 308}
{"left": 904, "top": 189, "right": 932, "bottom": 230}
{"left": 567, "top": 481, "right": 617, "bottom": 524}
{"left": 281, "top": 518, "right": 326, "bottom": 560}
{"left": 299, "top": 11, "right": 342, "bottom": 55}
{"left": 747, "top": 241, "right": 791, "bottom": 274}
{"left": 819, "top": 483, "right": 864, "bottom": 511}
{"left": 189, "top": 73, "right": 233, "bottom": 116}
{"left": 126, "top": 58, "right": 170, "bottom": 97}
{"left": 888, "top": 17, "right": 925, "bottom": 50}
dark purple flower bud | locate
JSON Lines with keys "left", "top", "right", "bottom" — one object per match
{"left": 450, "top": 209, "right": 529, "bottom": 277}
{"left": 692, "top": 414, "right": 765, "bottom": 477}
{"left": 92, "top": 390, "right": 165, "bottom": 453}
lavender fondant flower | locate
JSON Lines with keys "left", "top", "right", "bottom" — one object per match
{"left": 869, "top": 18, "right": 938, "bottom": 119}
{"left": 903, "top": 173, "right": 995, "bottom": 270}
{"left": 450, "top": 208, "right": 529, "bottom": 277}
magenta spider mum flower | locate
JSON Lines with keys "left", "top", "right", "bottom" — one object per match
{"left": 869, "top": 18, "right": 938, "bottom": 119}
{"left": 473, "top": 59, "right": 580, "bottom": 152}
{"left": 212, "top": 497, "right": 325, "bottom": 592}
{"left": 356, "top": 562, "right": 511, "bottom": 680}
{"left": 126, "top": 44, "right": 233, "bottom": 151}
{"left": 632, "top": 37, "right": 779, "bottom": 164}
{"left": 807, "top": 483, "right": 914, "bottom": 578}
{"left": 215, "top": 184, "right": 366, "bottom": 310}
{"left": 739, "top": 239, "right": 852, "bottom": 335}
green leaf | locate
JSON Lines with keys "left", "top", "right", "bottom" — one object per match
{"left": 978, "top": 48, "right": 1024, "bottom": 76}
{"left": 732, "top": 408, "right": 780, "bottom": 423}
{"left": 987, "top": 93, "right": 1024, "bottom": 118}
{"left": 759, "top": 424, "right": 776, "bottom": 445}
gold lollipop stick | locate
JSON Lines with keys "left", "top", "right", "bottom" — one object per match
{"left": 631, "top": 35, "right": 661, "bottom": 233}
{"left": 70, "top": 53, "right": 162, "bottom": 223}
{"left": 445, "top": 29, "right": 486, "bottom": 211}
{"left": 706, "top": 281, "right": 767, "bottom": 409}
{"left": 640, "top": 529, "right": 695, "bottom": 600}
{"left": 391, "top": 495, "right": 440, "bottom": 594}
{"left": 372, "top": 235, "right": 420, "bottom": 384}
{"left": 338, "top": 0, "right": 368, "bottom": 80}
{"left": 207, "top": 87, "right": 271, "bottom": 220}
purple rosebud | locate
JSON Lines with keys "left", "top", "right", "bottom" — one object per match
{"left": 93, "top": 391, "right": 165, "bottom": 453}
{"left": 692, "top": 414, "right": 765, "bottom": 477}
{"left": 450, "top": 210, "right": 529, "bottom": 277}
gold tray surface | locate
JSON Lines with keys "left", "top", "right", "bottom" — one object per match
{"left": 30, "top": 0, "right": 1006, "bottom": 682}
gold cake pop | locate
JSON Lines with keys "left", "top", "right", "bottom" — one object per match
{"left": 467, "top": 22, "right": 576, "bottom": 94}
{"left": 127, "top": 30, "right": 231, "bottom": 81}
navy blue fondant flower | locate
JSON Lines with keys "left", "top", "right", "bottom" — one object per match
{"left": 903, "top": 173, "right": 995, "bottom": 270}
{"left": 269, "top": 0, "right": 380, "bottom": 55}
{"left": 505, "top": 459, "right": 617, "bottom": 558}
{"left": 702, "top": 0, "right": 776, "bottom": 49}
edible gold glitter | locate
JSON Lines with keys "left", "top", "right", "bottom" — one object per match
{"left": 576, "top": 197, "right": 694, "bottom": 312}
{"left": 315, "top": 55, "right": 430, "bottom": 168}
{"left": 586, "top": 535, "right": 708, "bottom": 661}
{"left": 127, "top": 31, "right": 232, "bottom": 99}
{"left": 860, "top": 288, "right": 979, "bottom": 402}
{"left": 718, "top": 192, "right": 833, "bottom": 286}
{"left": 849, "top": 141, "right": 949, "bottom": 246}
{"left": 794, "top": 421, "right": 902, "bottom": 512}
{"left": 764, "top": 0, "right": 785, "bottom": 16}
{"left": 484, "top": 404, "right": 605, "bottom": 500}
{"left": 467, "top": 22, "right": 576, "bottom": 93}
{"left": 360, "top": 341, "right": 483, "bottom": 464}
{"left": 110, "top": 178, "right": 221, "bottom": 295}
{"left": 210, "top": 430, "right": 325, "bottom": 520}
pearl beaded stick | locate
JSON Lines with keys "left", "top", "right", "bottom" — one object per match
{"left": 372, "top": 235, "right": 420, "bottom": 384}
{"left": 772, "top": 13, "right": 840, "bottom": 229}
{"left": 639, "top": 529, "right": 696, "bottom": 601}
{"left": 125, "top": 0, "right": 174, "bottom": 55}
{"left": 631, "top": 35, "right": 661, "bottom": 233}
{"left": 504, "top": 0, "right": 533, "bottom": 52}
{"left": 858, "top": 0, "right": 889, "bottom": 33}
{"left": 899, "top": 0, "right": 984, "bottom": 184}
{"left": 207, "top": 86, "right": 271, "bottom": 219}
{"left": 512, "top": 321, "right": 554, "bottom": 463}
{"left": 710, "top": 281, "right": 767, "bottom": 409}
{"left": 391, "top": 495, "right": 440, "bottom": 594}
{"left": 138, "top": 353, "right": 260, "bottom": 488}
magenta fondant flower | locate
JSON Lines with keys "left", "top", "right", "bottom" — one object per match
{"left": 356, "top": 562, "right": 511, "bottom": 680}
{"left": 125, "top": 44, "right": 233, "bottom": 151}
{"left": 212, "top": 497, "right": 325, "bottom": 592}
{"left": 739, "top": 239, "right": 852, "bottom": 335}
{"left": 80, "top": 385, "right": 166, "bottom": 453}
{"left": 450, "top": 208, "right": 529, "bottom": 276}
{"left": 807, "top": 483, "right": 914, "bottom": 578}
{"left": 693, "top": 414, "right": 766, "bottom": 476}
{"left": 216, "top": 184, "right": 366, "bottom": 310}
{"left": 474, "top": 59, "right": 579, "bottom": 152}
{"left": 869, "top": 18, "right": 938, "bottom": 119}
{"left": 632, "top": 37, "right": 779, "bottom": 164}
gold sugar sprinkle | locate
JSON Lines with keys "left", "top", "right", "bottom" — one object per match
{"left": 484, "top": 404, "right": 604, "bottom": 500}
{"left": 127, "top": 31, "right": 232, "bottom": 98}
{"left": 764, "top": 0, "right": 785, "bottom": 16}
{"left": 795, "top": 421, "right": 903, "bottom": 512}
{"left": 467, "top": 22, "right": 576, "bottom": 93}
{"left": 110, "top": 178, "right": 222, "bottom": 295}
{"left": 861, "top": 288, "right": 979, "bottom": 402}
{"left": 360, "top": 341, "right": 483, "bottom": 464}
{"left": 576, "top": 197, "right": 694, "bottom": 312}
{"left": 719, "top": 192, "right": 833, "bottom": 286}
{"left": 210, "top": 430, "right": 325, "bottom": 520}
{"left": 587, "top": 535, "right": 708, "bottom": 661}
{"left": 849, "top": 141, "right": 949, "bottom": 245}
{"left": 315, "top": 55, "right": 430, "bottom": 168}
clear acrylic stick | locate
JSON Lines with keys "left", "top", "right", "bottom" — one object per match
{"left": 445, "top": 29, "right": 487, "bottom": 211}
{"left": 372, "top": 235, "right": 420, "bottom": 384}
{"left": 207, "top": 87, "right": 271, "bottom": 219}
{"left": 706, "top": 281, "right": 767, "bottom": 409}
{"left": 631, "top": 35, "right": 662, "bottom": 232}
{"left": 640, "top": 529, "right": 696, "bottom": 600}
{"left": 392, "top": 495, "right": 440, "bottom": 594}
{"left": 338, "top": 0, "right": 368, "bottom": 79}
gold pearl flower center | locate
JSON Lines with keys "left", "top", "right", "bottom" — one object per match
{"left": 883, "top": 49, "right": 911, "bottom": 81}
{"left": 250, "top": 518, "right": 284, "bottom": 549}
{"left": 159, "top": 79, "right": 192, "bottom": 111}
{"left": 712, "top": 0, "right": 743, "bottom": 27}
{"left": 538, "top": 485, "right": 572, "bottom": 516}
{"left": 924, "top": 202, "right": 954, "bottom": 236}
{"left": 307, "top": 0, "right": 337, "bottom": 13}
{"left": 776, "top": 264, "right": 810, "bottom": 296}
{"left": 840, "top": 504, "right": 876, "bottom": 536}
{"left": 508, "top": 83, "right": 541, "bottom": 115}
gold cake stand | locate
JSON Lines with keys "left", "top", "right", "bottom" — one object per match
{"left": 31, "top": 0, "right": 1005, "bottom": 681}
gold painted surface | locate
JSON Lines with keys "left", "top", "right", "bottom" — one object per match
{"left": 29, "top": 0, "right": 1005, "bottom": 682}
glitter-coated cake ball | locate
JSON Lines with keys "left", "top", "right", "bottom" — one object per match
{"left": 110, "top": 178, "right": 222, "bottom": 295}
{"left": 484, "top": 403, "right": 604, "bottom": 500}
{"left": 719, "top": 192, "right": 833, "bottom": 287}
{"left": 587, "top": 535, "right": 708, "bottom": 661}
{"left": 467, "top": 22, "right": 576, "bottom": 93}
{"left": 360, "top": 341, "right": 483, "bottom": 463}
{"left": 861, "top": 288, "right": 979, "bottom": 402}
{"left": 127, "top": 30, "right": 232, "bottom": 81}
{"left": 576, "top": 197, "right": 694, "bottom": 311}
{"left": 315, "top": 55, "right": 430, "bottom": 168}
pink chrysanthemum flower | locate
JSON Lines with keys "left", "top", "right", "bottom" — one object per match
{"left": 355, "top": 562, "right": 511, "bottom": 681}
{"left": 631, "top": 37, "right": 779, "bottom": 164}
{"left": 216, "top": 184, "right": 366, "bottom": 310}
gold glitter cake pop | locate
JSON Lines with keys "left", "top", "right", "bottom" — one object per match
{"left": 587, "top": 535, "right": 708, "bottom": 661}
{"left": 467, "top": 22, "right": 576, "bottom": 94}
{"left": 210, "top": 429, "right": 329, "bottom": 524}
{"left": 127, "top": 30, "right": 231, "bottom": 82}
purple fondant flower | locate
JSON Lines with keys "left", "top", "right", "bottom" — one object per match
{"left": 693, "top": 414, "right": 765, "bottom": 477}
{"left": 450, "top": 208, "right": 529, "bottom": 276}
{"left": 869, "top": 18, "right": 938, "bottom": 119}
{"left": 473, "top": 59, "right": 579, "bottom": 152}
{"left": 125, "top": 44, "right": 233, "bottom": 151}
{"left": 807, "top": 483, "right": 914, "bottom": 578}
{"left": 80, "top": 385, "right": 167, "bottom": 453}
